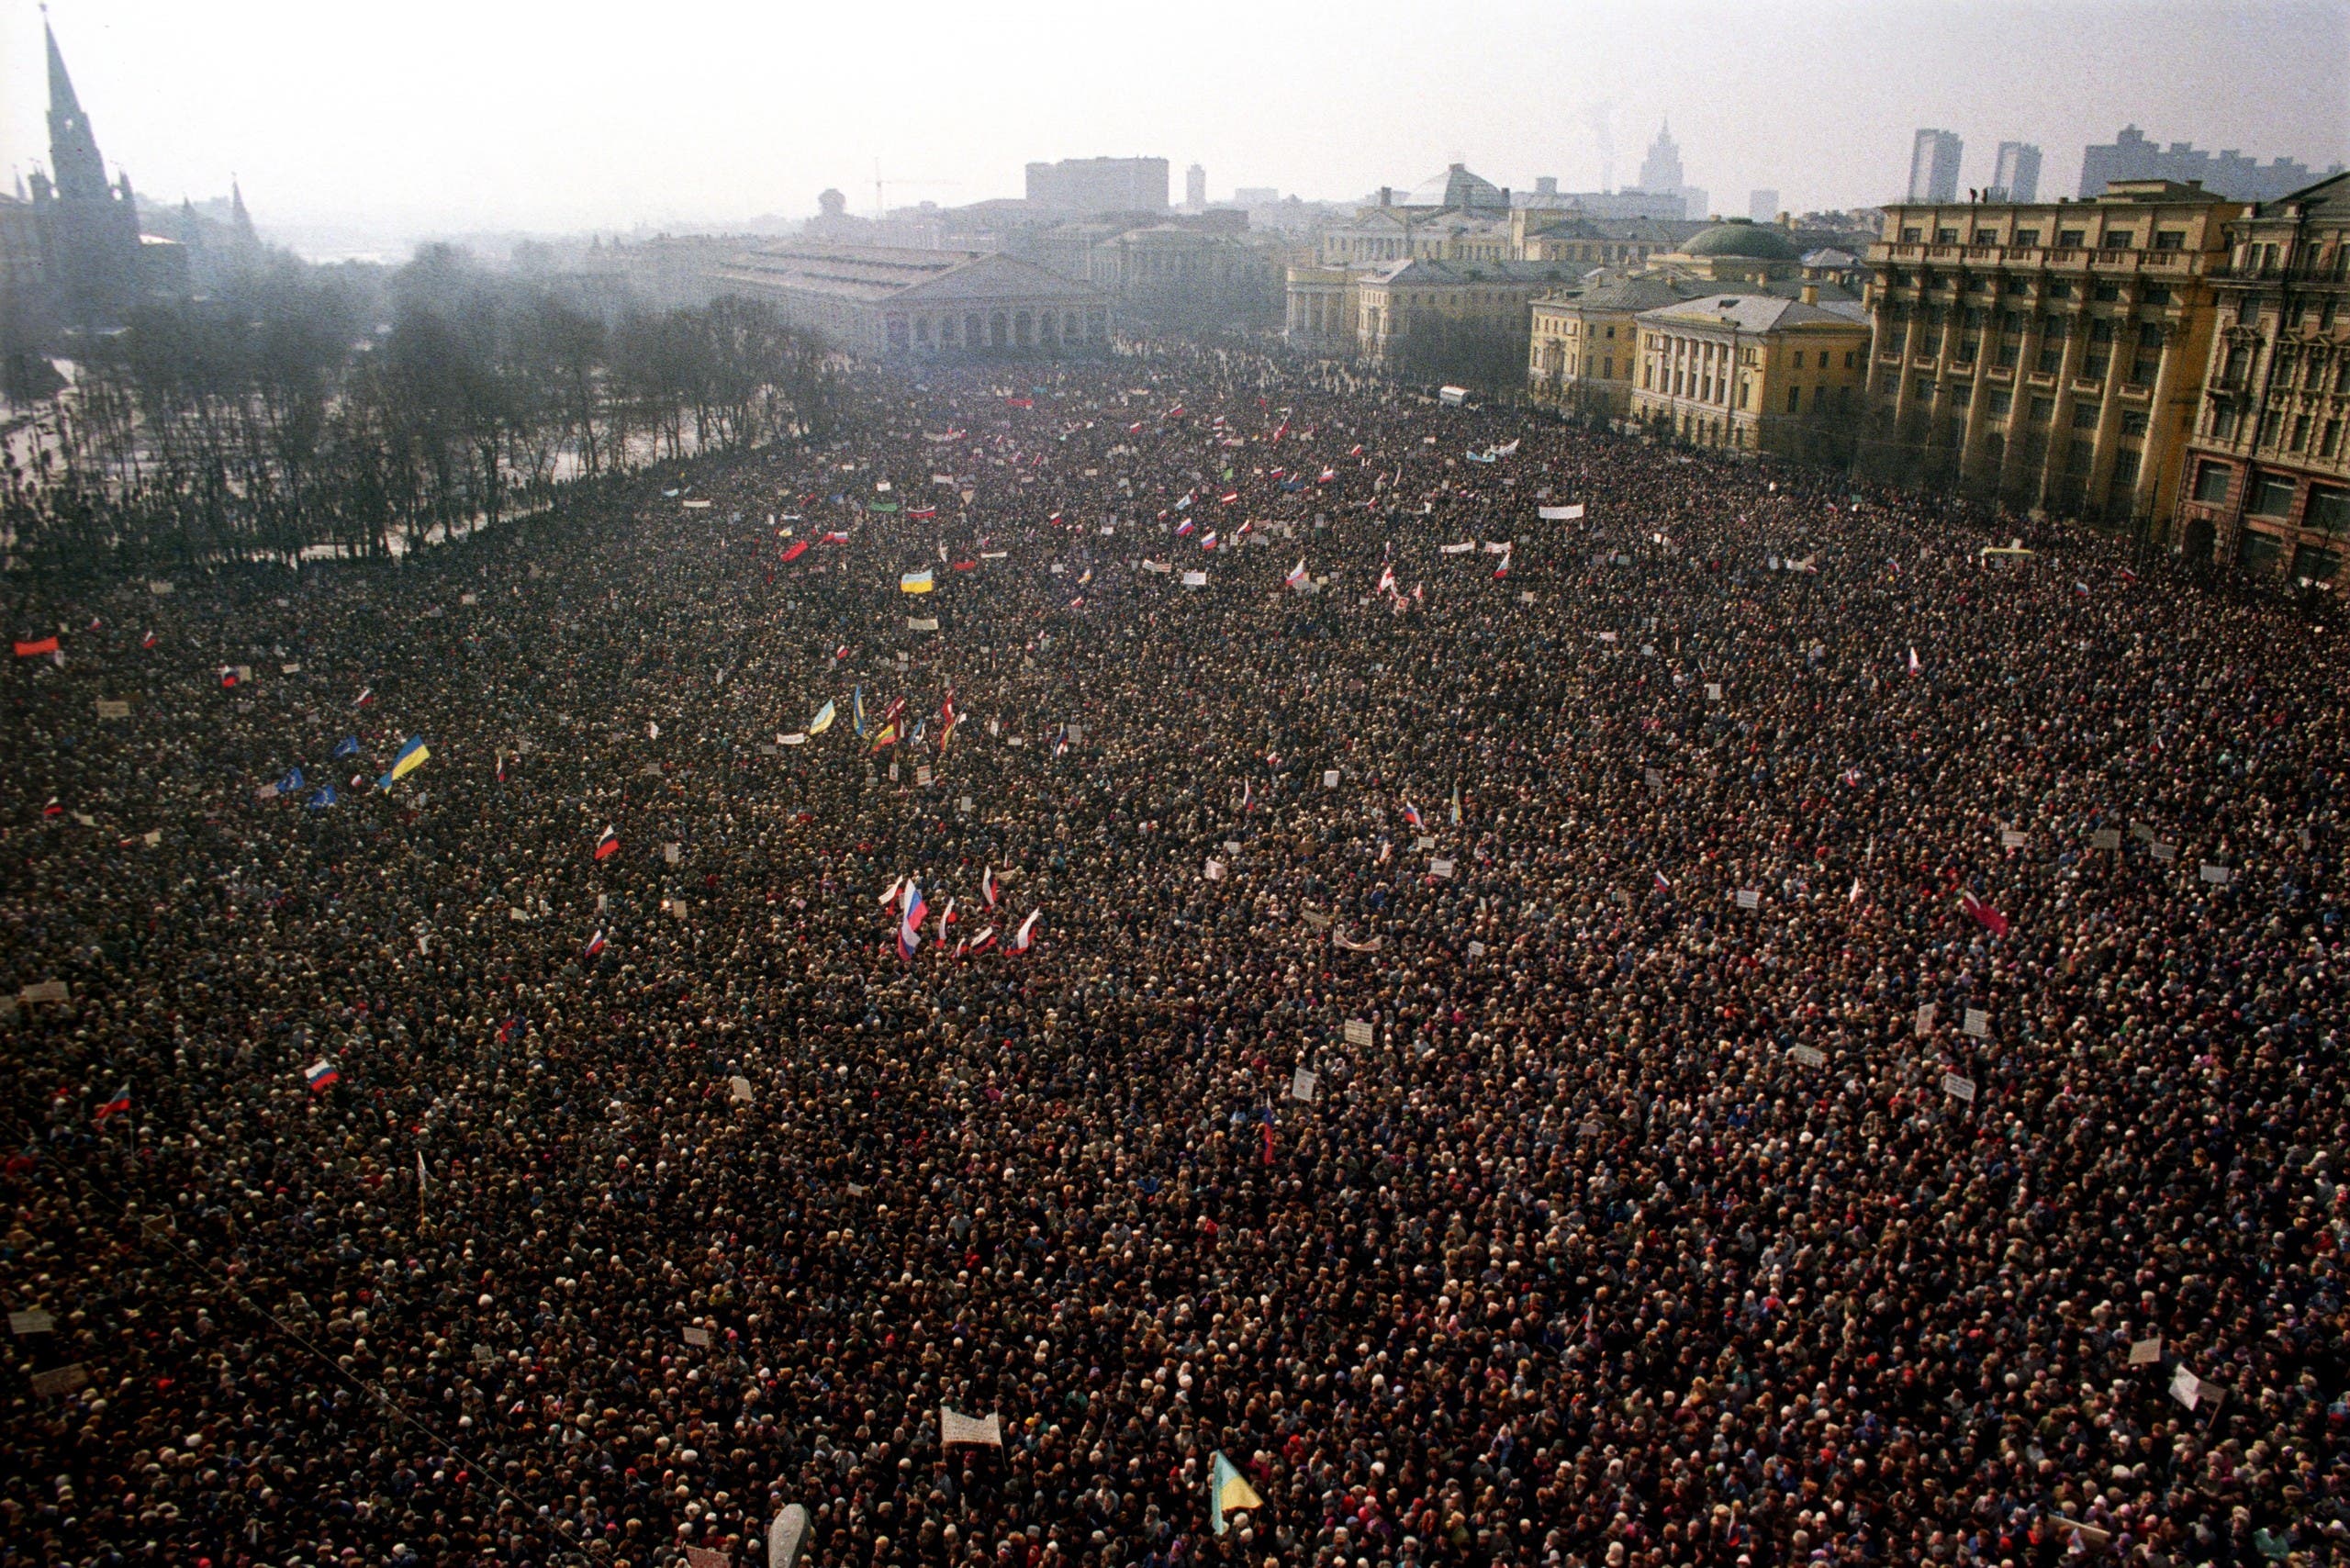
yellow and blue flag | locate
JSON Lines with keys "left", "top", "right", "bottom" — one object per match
{"left": 809, "top": 699, "right": 837, "bottom": 736}
{"left": 376, "top": 737, "right": 429, "bottom": 791}
{"left": 853, "top": 686, "right": 868, "bottom": 738}
{"left": 1209, "top": 1451, "right": 1261, "bottom": 1536}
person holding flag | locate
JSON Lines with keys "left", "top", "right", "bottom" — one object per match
{"left": 897, "top": 880, "right": 927, "bottom": 961}
{"left": 1209, "top": 1451, "right": 1263, "bottom": 1536}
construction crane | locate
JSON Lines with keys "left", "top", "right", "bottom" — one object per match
{"left": 874, "top": 162, "right": 959, "bottom": 219}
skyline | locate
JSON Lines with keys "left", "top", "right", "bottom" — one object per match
{"left": 6, "top": 0, "right": 2348, "bottom": 256}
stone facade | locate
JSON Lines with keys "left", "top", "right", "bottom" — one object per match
{"left": 1861, "top": 181, "right": 2243, "bottom": 532}
{"left": 1628, "top": 292, "right": 1871, "bottom": 458}
{"left": 2170, "top": 174, "right": 2350, "bottom": 583}
{"left": 710, "top": 243, "right": 1111, "bottom": 360}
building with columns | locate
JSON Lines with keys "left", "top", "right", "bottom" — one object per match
{"left": 708, "top": 242, "right": 1110, "bottom": 359}
{"left": 1860, "top": 180, "right": 2243, "bottom": 532}
{"left": 2169, "top": 173, "right": 2350, "bottom": 582}
{"left": 1628, "top": 290, "right": 1870, "bottom": 458}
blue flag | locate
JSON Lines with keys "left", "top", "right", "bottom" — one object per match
{"left": 308, "top": 785, "right": 338, "bottom": 811}
{"left": 277, "top": 767, "right": 305, "bottom": 793}
{"left": 853, "top": 685, "right": 868, "bottom": 738}
{"left": 332, "top": 736, "right": 361, "bottom": 758}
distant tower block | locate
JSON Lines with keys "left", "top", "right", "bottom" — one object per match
{"left": 1186, "top": 163, "right": 1206, "bottom": 207}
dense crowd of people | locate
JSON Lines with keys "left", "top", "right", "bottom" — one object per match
{"left": 4, "top": 345, "right": 2345, "bottom": 1568}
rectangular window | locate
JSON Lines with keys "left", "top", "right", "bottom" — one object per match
{"left": 2292, "top": 415, "right": 2312, "bottom": 452}
{"left": 2072, "top": 403, "right": 2100, "bottom": 431}
{"left": 1936, "top": 228, "right": 1959, "bottom": 243}
{"left": 1987, "top": 389, "right": 2013, "bottom": 416}
{"left": 2121, "top": 411, "right": 2148, "bottom": 436}
{"left": 1913, "top": 376, "right": 1935, "bottom": 401}
{"left": 1900, "top": 227, "right": 1922, "bottom": 242}
{"left": 2037, "top": 345, "right": 2062, "bottom": 375}
{"left": 2014, "top": 230, "right": 2040, "bottom": 248}
{"left": 2308, "top": 487, "right": 2348, "bottom": 533}
{"left": 2192, "top": 463, "right": 2232, "bottom": 503}
{"left": 2248, "top": 474, "right": 2297, "bottom": 515}
{"left": 1974, "top": 230, "right": 1998, "bottom": 245}
{"left": 2237, "top": 529, "right": 2284, "bottom": 573}
{"left": 2154, "top": 230, "right": 2187, "bottom": 251}
{"left": 1791, "top": 351, "right": 1804, "bottom": 370}
{"left": 1787, "top": 386, "right": 1801, "bottom": 413}
{"left": 1603, "top": 356, "right": 1613, "bottom": 379}
{"left": 2213, "top": 406, "right": 2239, "bottom": 440}
{"left": 1844, "top": 351, "right": 1856, "bottom": 369}
{"left": 1997, "top": 341, "right": 2020, "bottom": 367}
{"left": 2291, "top": 544, "right": 2341, "bottom": 583}
{"left": 2031, "top": 397, "right": 2055, "bottom": 424}
{"left": 2057, "top": 230, "right": 2085, "bottom": 248}
{"left": 2110, "top": 448, "right": 2140, "bottom": 487}
{"left": 2324, "top": 419, "right": 2342, "bottom": 458}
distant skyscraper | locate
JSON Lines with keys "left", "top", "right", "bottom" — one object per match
{"left": 1990, "top": 141, "right": 2042, "bottom": 202}
{"left": 1639, "top": 122, "right": 1684, "bottom": 195}
{"left": 1185, "top": 163, "right": 1206, "bottom": 207}
{"left": 1748, "top": 188, "right": 1780, "bottom": 222}
{"left": 2078, "top": 125, "right": 2340, "bottom": 202}
{"left": 1908, "top": 129, "right": 1963, "bottom": 203}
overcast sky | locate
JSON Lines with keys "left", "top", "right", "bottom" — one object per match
{"left": 7, "top": 0, "right": 2347, "bottom": 254}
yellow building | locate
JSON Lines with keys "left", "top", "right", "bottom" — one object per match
{"left": 2170, "top": 172, "right": 2350, "bottom": 581}
{"left": 1860, "top": 179, "right": 2244, "bottom": 529}
{"left": 1529, "top": 275, "right": 1687, "bottom": 419}
{"left": 1528, "top": 221, "right": 1867, "bottom": 421}
{"left": 1628, "top": 290, "right": 1871, "bottom": 459}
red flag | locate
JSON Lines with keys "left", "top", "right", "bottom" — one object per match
{"left": 779, "top": 540, "right": 809, "bottom": 564}
{"left": 140, "top": 631, "right": 157, "bottom": 649}
{"left": 594, "top": 826, "right": 620, "bottom": 861}
{"left": 14, "top": 636, "right": 59, "bottom": 657}
{"left": 1958, "top": 891, "right": 2009, "bottom": 936}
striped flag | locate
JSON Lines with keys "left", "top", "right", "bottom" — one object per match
{"left": 305, "top": 1059, "right": 341, "bottom": 1094}
{"left": 594, "top": 826, "right": 619, "bottom": 861}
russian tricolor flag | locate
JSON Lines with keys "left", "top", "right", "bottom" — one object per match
{"left": 898, "top": 880, "right": 927, "bottom": 961}
{"left": 594, "top": 826, "right": 619, "bottom": 861}
{"left": 305, "top": 1059, "right": 341, "bottom": 1094}
{"left": 1010, "top": 910, "right": 1041, "bottom": 953}
{"left": 1402, "top": 802, "right": 1424, "bottom": 831}
{"left": 584, "top": 929, "right": 607, "bottom": 958}
{"left": 982, "top": 866, "right": 999, "bottom": 908}
{"left": 95, "top": 1084, "right": 131, "bottom": 1123}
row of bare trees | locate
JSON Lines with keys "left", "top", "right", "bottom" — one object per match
{"left": 2, "top": 245, "right": 844, "bottom": 577}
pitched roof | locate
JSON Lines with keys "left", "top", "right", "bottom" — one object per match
{"left": 715, "top": 243, "right": 1103, "bottom": 306}
{"left": 1636, "top": 293, "right": 1867, "bottom": 332}
{"left": 1368, "top": 257, "right": 1594, "bottom": 287}
{"left": 2257, "top": 169, "right": 2350, "bottom": 219}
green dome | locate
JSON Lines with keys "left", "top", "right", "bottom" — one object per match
{"left": 1680, "top": 219, "right": 1801, "bottom": 261}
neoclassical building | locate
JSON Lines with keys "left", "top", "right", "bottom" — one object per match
{"left": 1528, "top": 220, "right": 1865, "bottom": 420}
{"left": 1628, "top": 291, "right": 1870, "bottom": 457}
{"left": 1860, "top": 179, "right": 2243, "bottom": 531}
{"left": 709, "top": 243, "right": 1111, "bottom": 359}
{"left": 2169, "top": 172, "right": 2350, "bottom": 581}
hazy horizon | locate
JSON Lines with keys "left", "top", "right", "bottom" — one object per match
{"left": 7, "top": 0, "right": 2348, "bottom": 260}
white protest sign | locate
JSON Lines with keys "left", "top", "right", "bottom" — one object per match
{"left": 1203, "top": 859, "right": 1226, "bottom": 881}
{"left": 1290, "top": 1068, "right": 1318, "bottom": 1103}
{"left": 941, "top": 1407, "right": 1003, "bottom": 1447}
{"left": 1343, "top": 1019, "right": 1374, "bottom": 1047}
{"left": 2199, "top": 862, "right": 2232, "bottom": 885}
{"left": 730, "top": 1076, "right": 755, "bottom": 1103}
{"left": 1181, "top": 570, "right": 1207, "bottom": 588}
{"left": 1915, "top": 1002, "right": 1937, "bottom": 1036}
{"left": 1322, "top": 769, "right": 1340, "bottom": 788}
{"left": 1735, "top": 889, "right": 1760, "bottom": 910}
{"left": 1941, "top": 1072, "right": 1977, "bottom": 1104}
{"left": 2168, "top": 1365, "right": 2202, "bottom": 1410}
{"left": 2129, "top": 1336, "right": 2163, "bottom": 1366}
{"left": 1963, "top": 1007, "right": 1990, "bottom": 1038}
{"left": 682, "top": 1325, "right": 712, "bottom": 1348}
{"left": 1466, "top": 940, "right": 1486, "bottom": 958}
{"left": 1789, "top": 1045, "right": 1827, "bottom": 1067}
{"left": 1429, "top": 857, "right": 1455, "bottom": 879}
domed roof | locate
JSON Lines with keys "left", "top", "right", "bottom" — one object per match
{"left": 1680, "top": 218, "right": 1800, "bottom": 260}
{"left": 1402, "top": 163, "right": 1507, "bottom": 211}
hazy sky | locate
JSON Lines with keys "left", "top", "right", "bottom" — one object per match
{"left": 7, "top": 0, "right": 2347, "bottom": 253}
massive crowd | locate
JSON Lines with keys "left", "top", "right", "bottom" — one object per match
{"left": 4, "top": 347, "right": 2345, "bottom": 1568}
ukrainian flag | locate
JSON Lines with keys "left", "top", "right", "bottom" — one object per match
{"left": 809, "top": 699, "right": 837, "bottom": 736}
{"left": 853, "top": 686, "right": 868, "bottom": 738}
{"left": 1209, "top": 1451, "right": 1261, "bottom": 1536}
{"left": 375, "top": 737, "right": 430, "bottom": 791}
{"left": 900, "top": 569, "right": 935, "bottom": 594}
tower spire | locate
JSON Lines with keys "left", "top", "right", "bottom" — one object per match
{"left": 43, "top": 8, "right": 112, "bottom": 203}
